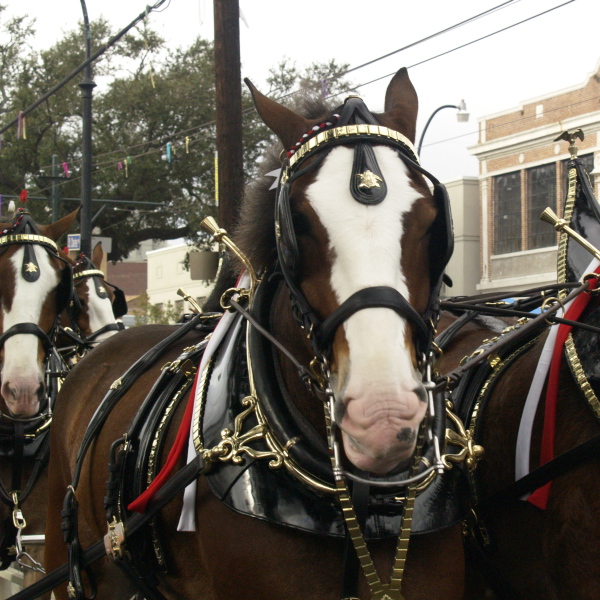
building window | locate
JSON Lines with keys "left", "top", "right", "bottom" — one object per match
{"left": 175, "top": 299, "right": 183, "bottom": 316}
{"left": 494, "top": 171, "right": 521, "bottom": 255}
{"left": 527, "top": 163, "right": 556, "bottom": 249}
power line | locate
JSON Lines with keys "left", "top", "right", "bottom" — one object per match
{"left": 38, "top": 1, "right": 520, "bottom": 169}
{"left": 22, "top": 0, "right": 580, "bottom": 189}
{"left": 0, "top": 0, "right": 168, "bottom": 136}
{"left": 66, "top": 0, "right": 573, "bottom": 170}
{"left": 330, "top": 0, "right": 576, "bottom": 98}
{"left": 336, "top": 0, "right": 519, "bottom": 78}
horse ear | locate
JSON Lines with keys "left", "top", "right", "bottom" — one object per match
{"left": 381, "top": 67, "right": 419, "bottom": 143}
{"left": 245, "top": 78, "right": 312, "bottom": 151}
{"left": 92, "top": 241, "right": 103, "bottom": 268}
{"left": 38, "top": 207, "right": 81, "bottom": 242}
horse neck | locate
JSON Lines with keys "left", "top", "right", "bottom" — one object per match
{"left": 269, "top": 282, "right": 327, "bottom": 439}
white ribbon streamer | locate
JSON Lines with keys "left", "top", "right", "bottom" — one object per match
{"left": 178, "top": 273, "right": 250, "bottom": 531}
{"left": 515, "top": 258, "right": 599, "bottom": 488}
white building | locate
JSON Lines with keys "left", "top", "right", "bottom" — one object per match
{"left": 146, "top": 244, "right": 215, "bottom": 318}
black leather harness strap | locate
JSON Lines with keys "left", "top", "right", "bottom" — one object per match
{"left": 5, "top": 453, "right": 207, "bottom": 600}
{"left": 62, "top": 313, "right": 219, "bottom": 600}
{"left": 482, "top": 430, "right": 600, "bottom": 514}
{"left": 0, "top": 322, "right": 54, "bottom": 353}
{"left": 317, "top": 286, "right": 430, "bottom": 353}
{"left": 69, "top": 314, "right": 208, "bottom": 491}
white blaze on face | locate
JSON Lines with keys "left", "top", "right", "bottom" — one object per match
{"left": 306, "top": 145, "right": 428, "bottom": 474}
{"left": 1, "top": 248, "right": 58, "bottom": 416}
{"left": 85, "top": 280, "right": 118, "bottom": 344}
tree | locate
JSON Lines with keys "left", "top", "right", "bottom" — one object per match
{"left": 0, "top": 10, "right": 353, "bottom": 260}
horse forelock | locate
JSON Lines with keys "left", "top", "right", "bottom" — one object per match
{"left": 234, "top": 96, "right": 337, "bottom": 272}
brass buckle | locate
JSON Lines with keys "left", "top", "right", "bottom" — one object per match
{"left": 541, "top": 296, "right": 565, "bottom": 325}
{"left": 104, "top": 516, "right": 126, "bottom": 560}
{"left": 220, "top": 287, "right": 250, "bottom": 312}
{"left": 11, "top": 492, "right": 26, "bottom": 530}
{"left": 309, "top": 358, "right": 327, "bottom": 391}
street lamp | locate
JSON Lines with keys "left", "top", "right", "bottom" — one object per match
{"left": 417, "top": 100, "right": 469, "bottom": 157}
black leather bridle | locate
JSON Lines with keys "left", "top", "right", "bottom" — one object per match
{"left": 0, "top": 209, "right": 72, "bottom": 357}
{"left": 274, "top": 96, "right": 454, "bottom": 362}
{"left": 64, "top": 254, "right": 126, "bottom": 352}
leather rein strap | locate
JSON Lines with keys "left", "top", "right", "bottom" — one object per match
{"left": 4, "top": 453, "right": 207, "bottom": 600}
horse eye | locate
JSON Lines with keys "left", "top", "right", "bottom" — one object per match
{"left": 292, "top": 212, "right": 311, "bottom": 236}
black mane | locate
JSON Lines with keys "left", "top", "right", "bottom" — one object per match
{"left": 203, "top": 94, "right": 336, "bottom": 311}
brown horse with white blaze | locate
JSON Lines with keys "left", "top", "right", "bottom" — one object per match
{"left": 0, "top": 208, "right": 78, "bottom": 586}
{"left": 57, "top": 242, "right": 126, "bottom": 361}
{"left": 44, "top": 68, "right": 465, "bottom": 600}
{"left": 0, "top": 208, "right": 78, "bottom": 417}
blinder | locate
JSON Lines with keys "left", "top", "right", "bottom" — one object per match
{"left": 274, "top": 96, "right": 453, "bottom": 357}
{"left": 110, "top": 287, "right": 128, "bottom": 319}
{"left": 72, "top": 255, "right": 129, "bottom": 319}
{"left": 57, "top": 264, "right": 74, "bottom": 314}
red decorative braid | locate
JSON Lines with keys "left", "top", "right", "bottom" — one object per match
{"left": 286, "top": 114, "right": 340, "bottom": 159}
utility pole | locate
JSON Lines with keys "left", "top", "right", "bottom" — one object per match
{"left": 213, "top": 0, "right": 244, "bottom": 234}
{"left": 79, "top": 0, "right": 96, "bottom": 257}
{"left": 51, "top": 155, "right": 59, "bottom": 222}
{"left": 37, "top": 154, "right": 69, "bottom": 221}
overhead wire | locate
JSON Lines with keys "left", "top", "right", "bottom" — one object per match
{"left": 0, "top": 0, "right": 169, "bottom": 137}
{"left": 37, "top": 0, "right": 521, "bottom": 169}
{"left": 82, "top": 0, "right": 577, "bottom": 169}
{"left": 26, "top": 0, "right": 580, "bottom": 196}
{"left": 420, "top": 90, "right": 600, "bottom": 150}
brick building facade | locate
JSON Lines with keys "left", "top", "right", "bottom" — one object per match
{"left": 471, "top": 60, "right": 600, "bottom": 292}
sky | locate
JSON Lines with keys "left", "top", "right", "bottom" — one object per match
{"left": 3, "top": 0, "right": 600, "bottom": 183}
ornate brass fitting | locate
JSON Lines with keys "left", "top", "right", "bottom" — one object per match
{"left": 443, "top": 407, "right": 484, "bottom": 471}
{"left": 200, "top": 216, "right": 260, "bottom": 293}
{"left": 540, "top": 207, "right": 600, "bottom": 261}
{"left": 104, "top": 516, "right": 126, "bottom": 560}
{"left": 554, "top": 128, "right": 584, "bottom": 159}
{"left": 177, "top": 288, "right": 203, "bottom": 313}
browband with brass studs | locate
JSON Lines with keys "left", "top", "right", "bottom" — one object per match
{"left": 73, "top": 269, "right": 105, "bottom": 281}
{"left": 0, "top": 234, "right": 58, "bottom": 252}
{"left": 288, "top": 124, "right": 419, "bottom": 171}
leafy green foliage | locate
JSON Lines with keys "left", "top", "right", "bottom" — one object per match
{"left": 0, "top": 7, "right": 353, "bottom": 259}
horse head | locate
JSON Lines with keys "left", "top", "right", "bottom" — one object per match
{"left": 69, "top": 242, "right": 126, "bottom": 347}
{"left": 0, "top": 208, "right": 79, "bottom": 418}
{"left": 245, "top": 68, "right": 452, "bottom": 476}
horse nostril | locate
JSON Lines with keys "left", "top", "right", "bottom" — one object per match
{"left": 396, "top": 427, "right": 417, "bottom": 444}
{"left": 414, "top": 385, "right": 427, "bottom": 404}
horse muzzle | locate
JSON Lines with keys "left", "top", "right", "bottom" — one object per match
{"left": 1, "top": 373, "right": 45, "bottom": 418}
{"left": 337, "top": 386, "right": 428, "bottom": 475}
